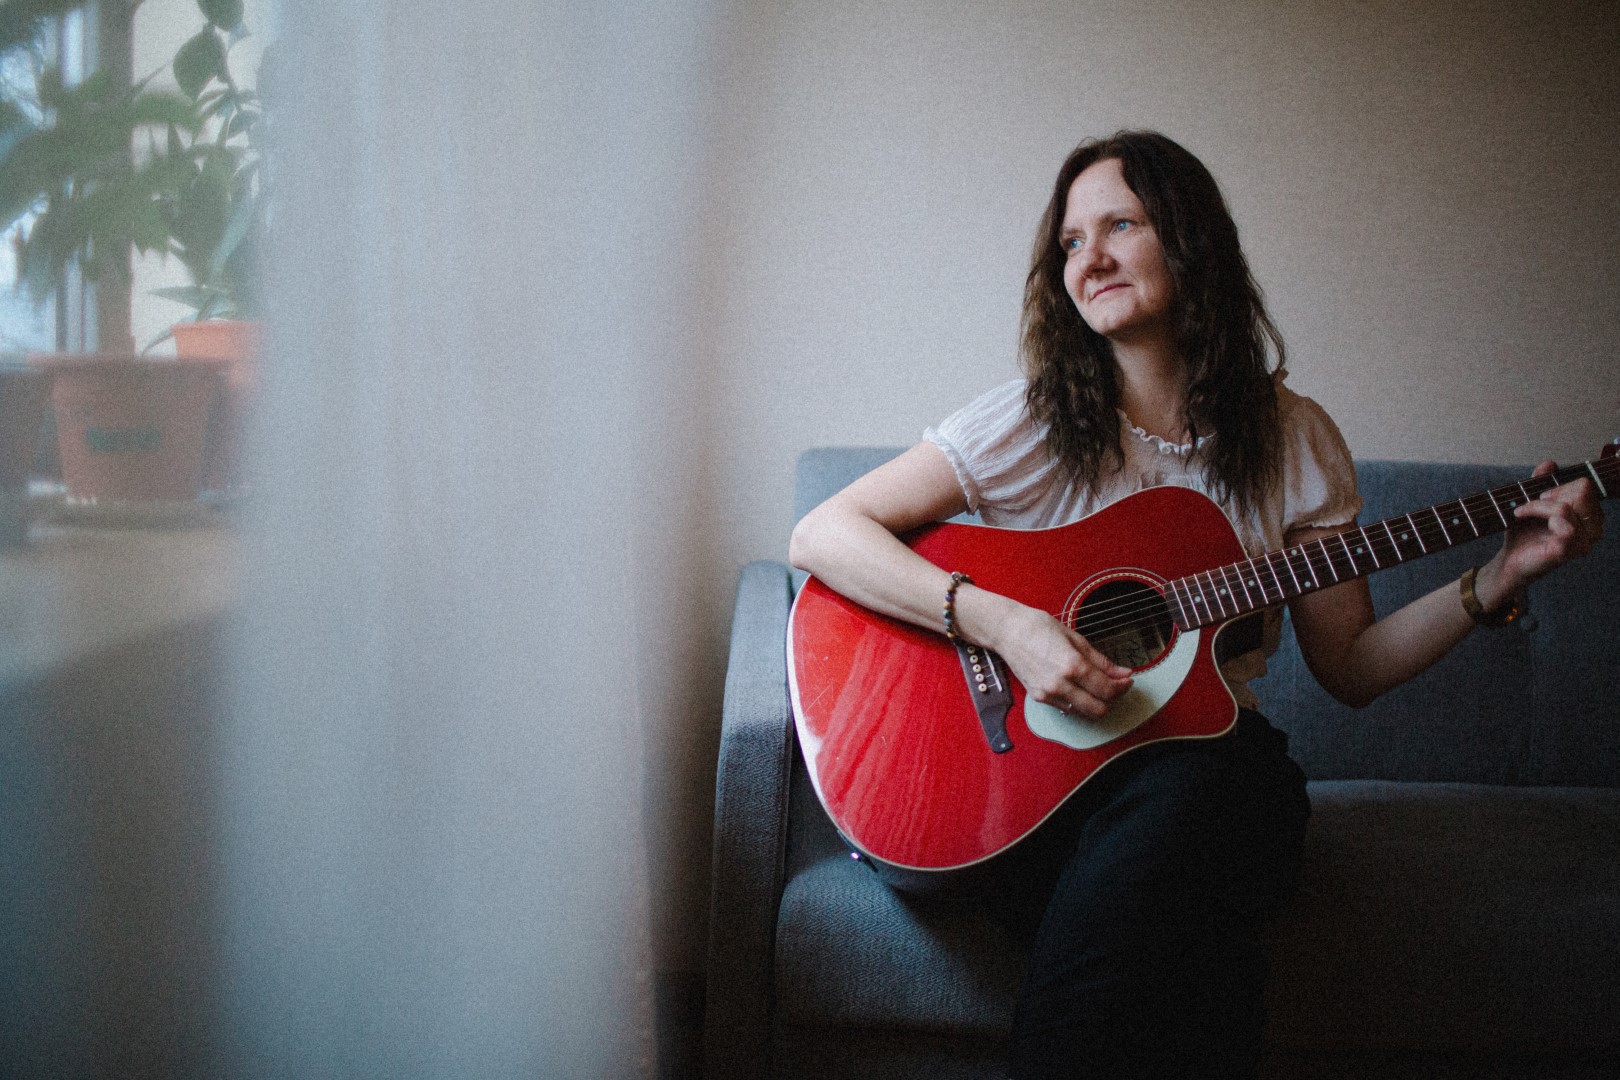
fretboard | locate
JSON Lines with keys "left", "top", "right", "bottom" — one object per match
{"left": 1165, "top": 453, "right": 1619, "bottom": 631}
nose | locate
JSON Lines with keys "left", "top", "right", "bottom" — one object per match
{"left": 1075, "top": 236, "right": 1114, "bottom": 279}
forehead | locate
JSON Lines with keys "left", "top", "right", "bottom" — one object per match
{"left": 1061, "top": 157, "right": 1146, "bottom": 226}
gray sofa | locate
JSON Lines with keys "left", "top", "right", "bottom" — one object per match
{"left": 705, "top": 447, "right": 1620, "bottom": 1080}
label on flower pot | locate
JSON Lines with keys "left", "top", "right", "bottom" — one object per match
{"left": 85, "top": 427, "right": 164, "bottom": 454}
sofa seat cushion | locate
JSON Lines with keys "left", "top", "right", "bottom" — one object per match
{"left": 1267, "top": 780, "right": 1620, "bottom": 1055}
{"left": 774, "top": 855, "right": 1024, "bottom": 1035}
{"left": 775, "top": 780, "right": 1620, "bottom": 1053}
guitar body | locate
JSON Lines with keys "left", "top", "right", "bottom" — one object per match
{"left": 788, "top": 485, "right": 1251, "bottom": 887}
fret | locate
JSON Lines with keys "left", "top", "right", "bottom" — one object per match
{"left": 1428, "top": 506, "right": 1452, "bottom": 546}
{"left": 1337, "top": 532, "right": 1361, "bottom": 574}
{"left": 1330, "top": 541, "right": 1350, "bottom": 579}
{"left": 1298, "top": 542, "right": 1331, "bottom": 587}
{"left": 1217, "top": 565, "right": 1246, "bottom": 616}
{"left": 1456, "top": 497, "right": 1481, "bottom": 537}
{"left": 1201, "top": 571, "right": 1229, "bottom": 620}
{"left": 1587, "top": 461, "right": 1610, "bottom": 498}
{"left": 1168, "top": 580, "right": 1191, "bottom": 628}
{"left": 1404, "top": 513, "right": 1428, "bottom": 554}
{"left": 1390, "top": 519, "right": 1416, "bottom": 559}
{"left": 1435, "top": 501, "right": 1475, "bottom": 539}
{"left": 1188, "top": 578, "right": 1212, "bottom": 624}
{"left": 1257, "top": 552, "right": 1286, "bottom": 600}
{"left": 1227, "top": 562, "right": 1256, "bottom": 611}
{"left": 1244, "top": 558, "right": 1273, "bottom": 604}
{"left": 1484, "top": 488, "right": 1514, "bottom": 529}
{"left": 1284, "top": 549, "right": 1308, "bottom": 592}
{"left": 1198, "top": 577, "right": 1217, "bottom": 620}
{"left": 1305, "top": 541, "right": 1330, "bottom": 584}
{"left": 1179, "top": 578, "right": 1199, "bottom": 623}
{"left": 1338, "top": 534, "right": 1362, "bottom": 576}
{"left": 1321, "top": 538, "right": 1344, "bottom": 581}
{"left": 1276, "top": 548, "right": 1303, "bottom": 594}
{"left": 1369, "top": 524, "right": 1397, "bottom": 566}
{"left": 1302, "top": 546, "right": 1324, "bottom": 587}
{"left": 1379, "top": 521, "right": 1404, "bottom": 562}
{"left": 1218, "top": 569, "right": 1239, "bottom": 616}
{"left": 1424, "top": 509, "right": 1448, "bottom": 547}
{"left": 1334, "top": 531, "right": 1373, "bottom": 573}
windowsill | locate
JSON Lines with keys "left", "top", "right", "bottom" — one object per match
{"left": 0, "top": 520, "right": 235, "bottom": 692}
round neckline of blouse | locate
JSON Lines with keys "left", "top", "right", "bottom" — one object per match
{"left": 1116, "top": 410, "right": 1208, "bottom": 456}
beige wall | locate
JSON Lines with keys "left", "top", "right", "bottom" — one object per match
{"left": 651, "top": 0, "right": 1619, "bottom": 970}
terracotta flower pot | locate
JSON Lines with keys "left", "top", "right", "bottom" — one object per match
{"left": 171, "top": 319, "right": 262, "bottom": 491}
{"left": 30, "top": 354, "right": 226, "bottom": 504}
{"left": 0, "top": 365, "right": 51, "bottom": 544}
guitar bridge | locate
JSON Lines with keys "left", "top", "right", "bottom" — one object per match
{"left": 955, "top": 641, "right": 1013, "bottom": 753}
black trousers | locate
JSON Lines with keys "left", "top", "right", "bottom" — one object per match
{"left": 982, "top": 710, "right": 1311, "bottom": 1080}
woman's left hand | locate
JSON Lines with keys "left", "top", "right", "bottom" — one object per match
{"left": 1493, "top": 461, "right": 1605, "bottom": 593}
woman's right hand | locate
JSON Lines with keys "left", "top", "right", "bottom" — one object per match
{"left": 970, "top": 595, "right": 1134, "bottom": 719}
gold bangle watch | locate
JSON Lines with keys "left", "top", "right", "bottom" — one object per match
{"left": 1459, "top": 565, "right": 1526, "bottom": 629}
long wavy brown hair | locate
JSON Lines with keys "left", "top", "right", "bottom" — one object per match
{"left": 1021, "top": 131, "right": 1284, "bottom": 516}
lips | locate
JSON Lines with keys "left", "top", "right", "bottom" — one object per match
{"left": 1088, "top": 282, "right": 1128, "bottom": 301}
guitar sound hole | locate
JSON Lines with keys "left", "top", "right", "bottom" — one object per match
{"left": 1070, "top": 578, "right": 1175, "bottom": 671}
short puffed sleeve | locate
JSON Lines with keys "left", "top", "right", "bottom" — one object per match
{"left": 1277, "top": 383, "right": 1362, "bottom": 536}
{"left": 923, "top": 379, "right": 1066, "bottom": 517}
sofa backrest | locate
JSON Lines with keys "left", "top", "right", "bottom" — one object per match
{"left": 791, "top": 448, "right": 1620, "bottom": 788}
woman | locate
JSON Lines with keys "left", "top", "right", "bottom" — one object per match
{"left": 788, "top": 131, "right": 1603, "bottom": 1078}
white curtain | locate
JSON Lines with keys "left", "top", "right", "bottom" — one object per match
{"left": 218, "top": 3, "right": 719, "bottom": 1075}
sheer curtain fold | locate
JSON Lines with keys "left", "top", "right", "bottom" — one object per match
{"left": 220, "top": 4, "right": 719, "bottom": 1076}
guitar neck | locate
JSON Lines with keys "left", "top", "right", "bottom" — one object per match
{"left": 1167, "top": 455, "right": 1619, "bottom": 630}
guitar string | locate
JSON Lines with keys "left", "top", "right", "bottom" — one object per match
{"left": 1057, "top": 465, "right": 1612, "bottom": 643}
{"left": 1067, "top": 498, "right": 1479, "bottom": 638}
{"left": 1069, "top": 489, "right": 1518, "bottom": 640}
{"left": 1070, "top": 466, "right": 1614, "bottom": 642}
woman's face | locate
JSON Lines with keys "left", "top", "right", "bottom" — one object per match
{"left": 1059, "top": 157, "right": 1176, "bottom": 346}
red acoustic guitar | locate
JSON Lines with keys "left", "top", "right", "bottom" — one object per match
{"left": 788, "top": 445, "right": 1618, "bottom": 888}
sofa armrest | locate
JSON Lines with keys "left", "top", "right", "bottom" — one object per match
{"left": 704, "top": 559, "right": 795, "bottom": 1079}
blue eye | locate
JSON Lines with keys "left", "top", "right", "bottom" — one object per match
{"left": 1112, "top": 219, "right": 1131, "bottom": 232}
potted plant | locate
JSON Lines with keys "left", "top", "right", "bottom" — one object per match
{"left": 148, "top": 0, "right": 265, "bottom": 491}
{"left": 0, "top": 0, "right": 261, "bottom": 505}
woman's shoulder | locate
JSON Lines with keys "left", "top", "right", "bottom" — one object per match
{"left": 953, "top": 377, "right": 1029, "bottom": 419}
{"left": 928, "top": 378, "right": 1034, "bottom": 446}
{"left": 925, "top": 378, "right": 1065, "bottom": 517}
{"left": 1273, "top": 369, "right": 1347, "bottom": 444}
{"left": 1269, "top": 369, "right": 1360, "bottom": 523}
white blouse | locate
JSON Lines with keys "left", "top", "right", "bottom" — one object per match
{"left": 923, "top": 374, "right": 1362, "bottom": 708}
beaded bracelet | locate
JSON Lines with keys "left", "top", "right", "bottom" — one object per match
{"left": 943, "top": 571, "right": 974, "bottom": 643}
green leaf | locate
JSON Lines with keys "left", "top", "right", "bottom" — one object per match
{"left": 197, "top": 0, "right": 244, "bottom": 32}
{"left": 151, "top": 282, "right": 236, "bottom": 321}
{"left": 174, "top": 29, "right": 226, "bottom": 99}
{"left": 152, "top": 284, "right": 219, "bottom": 307}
